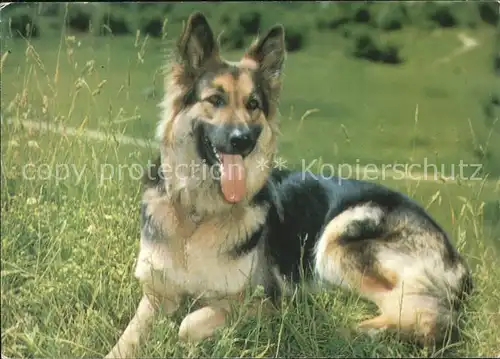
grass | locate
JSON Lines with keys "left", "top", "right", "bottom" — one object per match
{"left": 2, "top": 8, "right": 500, "bottom": 358}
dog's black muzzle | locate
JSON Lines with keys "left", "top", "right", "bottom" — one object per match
{"left": 196, "top": 121, "right": 262, "bottom": 166}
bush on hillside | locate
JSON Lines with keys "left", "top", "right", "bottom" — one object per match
{"left": 316, "top": 2, "right": 369, "bottom": 30}
{"left": 350, "top": 31, "right": 403, "bottom": 65}
{"left": 9, "top": 13, "right": 39, "bottom": 38}
{"left": 374, "top": 4, "right": 409, "bottom": 31}
{"left": 338, "top": 2, "right": 371, "bottom": 21}
{"left": 239, "top": 11, "right": 261, "bottom": 35}
{"left": 141, "top": 17, "right": 164, "bottom": 38}
{"left": 478, "top": 2, "right": 499, "bottom": 26}
{"left": 494, "top": 53, "right": 500, "bottom": 76}
{"left": 483, "top": 93, "right": 500, "bottom": 127}
{"left": 422, "top": 3, "right": 458, "bottom": 28}
{"left": 491, "top": 93, "right": 500, "bottom": 107}
{"left": 99, "top": 12, "right": 131, "bottom": 36}
{"left": 221, "top": 14, "right": 231, "bottom": 25}
{"left": 66, "top": 4, "right": 92, "bottom": 33}
{"left": 219, "top": 25, "right": 246, "bottom": 51}
{"left": 284, "top": 25, "right": 306, "bottom": 52}
{"left": 495, "top": 28, "right": 500, "bottom": 75}
{"left": 351, "top": 33, "right": 379, "bottom": 61}
{"left": 379, "top": 44, "right": 403, "bottom": 64}
{"left": 405, "top": 1, "right": 484, "bottom": 29}
{"left": 353, "top": 6, "right": 371, "bottom": 24}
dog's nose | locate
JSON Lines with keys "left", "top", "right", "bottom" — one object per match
{"left": 229, "top": 128, "right": 254, "bottom": 155}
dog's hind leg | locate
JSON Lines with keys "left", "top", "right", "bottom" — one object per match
{"left": 313, "top": 204, "right": 456, "bottom": 346}
{"left": 313, "top": 204, "right": 402, "bottom": 335}
{"left": 314, "top": 204, "right": 398, "bottom": 293}
{"left": 105, "top": 287, "right": 180, "bottom": 358}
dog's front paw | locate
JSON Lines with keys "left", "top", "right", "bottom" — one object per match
{"left": 356, "top": 325, "right": 388, "bottom": 339}
{"left": 355, "top": 315, "right": 391, "bottom": 339}
{"left": 178, "top": 306, "right": 227, "bottom": 342}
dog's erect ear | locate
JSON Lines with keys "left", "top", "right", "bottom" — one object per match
{"left": 177, "top": 12, "right": 218, "bottom": 70}
{"left": 245, "top": 25, "right": 286, "bottom": 80}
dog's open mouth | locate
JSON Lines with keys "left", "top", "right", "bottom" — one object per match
{"left": 200, "top": 134, "right": 247, "bottom": 204}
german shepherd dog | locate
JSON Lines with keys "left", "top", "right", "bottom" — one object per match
{"left": 106, "top": 12, "right": 473, "bottom": 358}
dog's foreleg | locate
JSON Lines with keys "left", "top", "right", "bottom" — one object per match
{"left": 105, "top": 291, "right": 179, "bottom": 358}
{"left": 105, "top": 294, "right": 158, "bottom": 359}
{"left": 178, "top": 299, "right": 232, "bottom": 342}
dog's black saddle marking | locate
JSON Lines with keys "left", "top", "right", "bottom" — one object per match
{"left": 140, "top": 201, "right": 157, "bottom": 240}
{"left": 228, "top": 225, "right": 264, "bottom": 258}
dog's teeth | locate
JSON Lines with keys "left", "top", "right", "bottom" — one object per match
{"left": 211, "top": 144, "right": 219, "bottom": 159}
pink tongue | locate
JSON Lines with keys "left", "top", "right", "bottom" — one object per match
{"left": 220, "top": 153, "right": 246, "bottom": 203}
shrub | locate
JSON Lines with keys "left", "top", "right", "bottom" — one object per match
{"left": 352, "top": 33, "right": 380, "bottom": 62}
{"left": 284, "top": 26, "right": 305, "bottom": 52}
{"left": 494, "top": 54, "right": 500, "bottom": 76}
{"left": 141, "top": 17, "right": 164, "bottom": 38}
{"left": 491, "top": 93, "right": 500, "bottom": 107}
{"left": 374, "top": 3, "right": 409, "bottom": 31}
{"left": 406, "top": 1, "right": 483, "bottom": 29}
{"left": 478, "top": 1, "right": 499, "bottom": 26}
{"left": 219, "top": 26, "right": 245, "bottom": 51}
{"left": 66, "top": 4, "right": 92, "bottom": 33}
{"left": 428, "top": 4, "right": 457, "bottom": 28}
{"left": 379, "top": 44, "right": 403, "bottom": 64}
{"left": 337, "top": 2, "right": 370, "bottom": 20}
{"left": 484, "top": 93, "right": 500, "bottom": 127}
{"left": 9, "top": 13, "right": 39, "bottom": 38}
{"left": 350, "top": 31, "right": 403, "bottom": 65}
{"left": 353, "top": 6, "right": 371, "bottom": 24}
{"left": 495, "top": 26, "right": 500, "bottom": 75}
{"left": 99, "top": 12, "right": 131, "bottom": 36}
{"left": 239, "top": 11, "right": 261, "bottom": 35}
{"left": 316, "top": 2, "right": 369, "bottom": 30}
{"left": 221, "top": 14, "right": 231, "bottom": 25}
{"left": 447, "top": 2, "right": 482, "bottom": 29}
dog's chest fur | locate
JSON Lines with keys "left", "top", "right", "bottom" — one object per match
{"left": 134, "top": 188, "right": 268, "bottom": 297}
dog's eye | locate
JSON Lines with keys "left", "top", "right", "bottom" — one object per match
{"left": 246, "top": 98, "right": 260, "bottom": 111}
{"left": 206, "top": 95, "right": 226, "bottom": 108}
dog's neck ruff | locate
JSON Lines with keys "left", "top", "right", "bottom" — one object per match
{"left": 156, "top": 150, "right": 256, "bottom": 224}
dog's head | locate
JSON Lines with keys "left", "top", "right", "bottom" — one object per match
{"left": 157, "top": 12, "right": 286, "bottom": 207}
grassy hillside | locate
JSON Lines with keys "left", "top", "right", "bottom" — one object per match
{"left": 1, "top": 2, "right": 499, "bottom": 358}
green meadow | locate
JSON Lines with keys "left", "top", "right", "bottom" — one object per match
{"left": 1, "top": 2, "right": 499, "bottom": 358}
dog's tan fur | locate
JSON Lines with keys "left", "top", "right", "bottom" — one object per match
{"left": 314, "top": 203, "right": 470, "bottom": 345}
{"left": 105, "top": 12, "right": 472, "bottom": 358}
{"left": 106, "top": 13, "right": 285, "bottom": 358}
